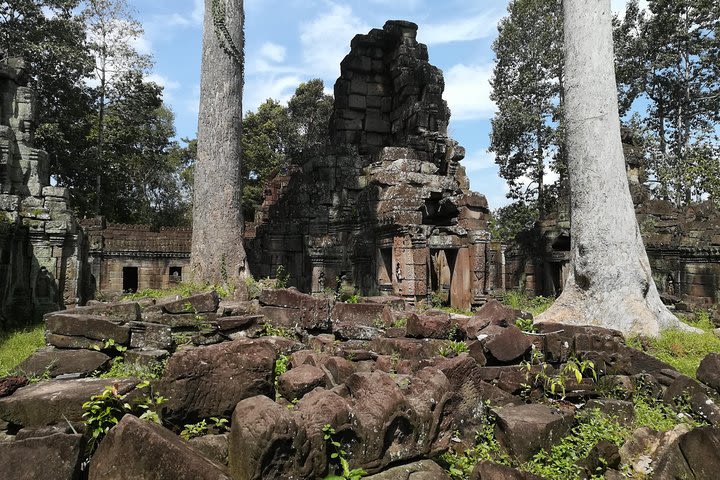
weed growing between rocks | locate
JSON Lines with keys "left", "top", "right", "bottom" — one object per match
{"left": 322, "top": 424, "right": 367, "bottom": 480}
{"left": 96, "top": 357, "right": 165, "bottom": 381}
{"left": 257, "top": 322, "right": 297, "bottom": 339}
{"left": 438, "top": 341, "right": 469, "bottom": 357}
{"left": 82, "top": 380, "right": 166, "bottom": 453}
{"left": 180, "top": 417, "right": 229, "bottom": 440}
{"left": 500, "top": 291, "right": 555, "bottom": 317}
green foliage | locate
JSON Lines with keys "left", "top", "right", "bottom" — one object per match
{"left": 391, "top": 317, "right": 408, "bottom": 328}
{"left": 274, "top": 265, "right": 289, "bottom": 289}
{"left": 500, "top": 291, "right": 555, "bottom": 317}
{"left": 82, "top": 380, "right": 166, "bottom": 451}
{"left": 627, "top": 312, "right": 720, "bottom": 377}
{"left": 614, "top": 0, "right": 720, "bottom": 207}
{"left": 121, "top": 282, "right": 218, "bottom": 301}
{"left": 521, "top": 349, "right": 596, "bottom": 400}
{"left": 274, "top": 353, "right": 290, "bottom": 393}
{"left": 346, "top": 294, "right": 361, "bottom": 304}
{"left": 97, "top": 357, "right": 165, "bottom": 381}
{"left": 322, "top": 424, "right": 367, "bottom": 480}
{"left": 522, "top": 409, "right": 629, "bottom": 480}
{"left": 180, "top": 416, "right": 229, "bottom": 441}
{"left": 490, "top": 0, "right": 564, "bottom": 213}
{"left": 0, "top": 324, "right": 45, "bottom": 377}
{"left": 515, "top": 317, "right": 536, "bottom": 333}
{"left": 489, "top": 201, "right": 540, "bottom": 243}
{"left": 438, "top": 341, "right": 470, "bottom": 357}
{"left": 257, "top": 322, "right": 296, "bottom": 340}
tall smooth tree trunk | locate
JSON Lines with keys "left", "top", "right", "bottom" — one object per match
{"left": 191, "top": 0, "right": 247, "bottom": 285}
{"left": 536, "top": 0, "right": 693, "bottom": 336}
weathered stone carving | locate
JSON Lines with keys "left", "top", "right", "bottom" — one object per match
{"left": 0, "top": 58, "right": 85, "bottom": 325}
{"left": 248, "top": 21, "right": 504, "bottom": 309}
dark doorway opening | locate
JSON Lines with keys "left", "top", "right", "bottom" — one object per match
{"left": 123, "top": 267, "right": 138, "bottom": 293}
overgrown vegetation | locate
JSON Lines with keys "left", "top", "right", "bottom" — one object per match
{"left": 180, "top": 417, "right": 229, "bottom": 441}
{"left": 627, "top": 311, "right": 720, "bottom": 377}
{"left": 82, "top": 380, "right": 166, "bottom": 452}
{"left": 438, "top": 341, "right": 470, "bottom": 357}
{"left": 0, "top": 324, "right": 45, "bottom": 377}
{"left": 96, "top": 357, "right": 165, "bottom": 381}
{"left": 121, "top": 282, "right": 224, "bottom": 301}
{"left": 257, "top": 322, "right": 297, "bottom": 340}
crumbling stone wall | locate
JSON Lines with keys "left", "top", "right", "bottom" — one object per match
{"left": 82, "top": 218, "right": 191, "bottom": 296}
{"left": 0, "top": 58, "right": 85, "bottom": 325}
{"left": 248, "top": 21, "right": 504, "bottom": 309}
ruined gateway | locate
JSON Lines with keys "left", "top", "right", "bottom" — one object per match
{"left": 248, "top": 21, "right": 505, "bottom": 311}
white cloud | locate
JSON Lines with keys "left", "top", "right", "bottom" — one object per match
{"left": 463, "top": 150, "right": 496, "bottom": 172}
{"left": 260, "top": 42, "right": 287, "bottom": 63}
{"left": 244, "top": 75, "right": 304, "bottom": 112}
{"left": 146, "top": 73, "right": 181, "bottom": 102}
{"left": 300, "top": 4, "right": 370, "bottom": 78}
{"left": 444, "top": 63, "right": 496, "bottom": 121}
{"left": 191, "top": 0, "right": 204, "bottom": 25}
{"left": 421, "top": 11, "right": 503, "bottom": 45}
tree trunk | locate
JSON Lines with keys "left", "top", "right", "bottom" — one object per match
{"left": 190, "top": 0, "right": 247, "bottom": 285}
{"left": 536, "top": 0, "right": 693, "bottom": 336}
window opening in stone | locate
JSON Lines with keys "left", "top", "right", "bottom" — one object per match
{"left": 169, "top": 266, "right": 182, "bottom": 282}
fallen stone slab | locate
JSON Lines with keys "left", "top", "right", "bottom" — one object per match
{"left": 15, "top": 347, "right": 110, "bottom": 378}
{"left": 483, "top": 325, "right": 533, "bottom": 363}
{"left": 215, "top": 314, "right": 263, "bottom": 332}
{"left": 363, "top": 459, "right": 452, "bottom": 479}
{"left": 0, "top": 377, "right": 137, "bottom": 427}
{"left": 260, "top": 288, "right": 331, "bottom": 330}
{"left": 128, "top": 321, "right": 173, "bottom": 350}
{"left": 229, "top": 395, "right": 311, "bottom": 480}
{"left": 277, "top": 364, "right": 327, "bottom": 401}
{"left": 160, "top": 291, "right": 220, "bottom": 314}
{"left": 61, "top": 301, "right": 141, "bottom": 321}
{"left": 0, "top": 376, "right": 29, "bottom": 397}
{"left": 89, "top": 414, "right": 230, "bottom": 480}
{"left": 0, "top": 432, "right": 84, "bottom": 480}
{"left": 159, "top": 338, "right": 276, "bottom": 424}
{"left": 46, "top": 333, "right": 104, "bottom": 350}
{"left": 406, "top": 312, "right": 452, "bottom": 339}
{"left": 697, "top": 352, "right": 720, "bottom": 393}
{"left": 123, "top": 349, "right": 169, "bottom": 368}
{"left": 189, "top": 433, "right": 229, "bottom": 467}
{"left": 494, "top": 403, "right": 575, "bottom": 462}
{"left": 330, "top": 302, "right": 393, "bottom": 328}
{"left": 45, "top": 313, "right": 130, "bottom": 345}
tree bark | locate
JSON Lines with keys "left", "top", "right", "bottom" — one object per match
{"left": 536, "top": 0, "right": 693, "bottom": 336}
{"left": 190, "top": 0, "right": 247, "bottom": 285}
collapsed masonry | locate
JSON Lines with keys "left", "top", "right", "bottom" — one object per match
{"left": 248, "top": 21, "right": 505, "bottom": 310}
{"left": 0, "top": 58, "right": 85, "bottom": 326}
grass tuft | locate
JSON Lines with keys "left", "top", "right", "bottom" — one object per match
{"left": 0, "top": 324, "right": 46, "bottom": 377}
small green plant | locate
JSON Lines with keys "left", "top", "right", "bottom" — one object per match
{"left": 346, "top": 294, "right": 361, "bottom": 304}
{"left": 180, "top": 416, "right": 230, "bottom": 440}
{"left": 515, "top": 317, "right": 536, "bottom": 333}
{"left": 275, "top": 265, "right": 289, "bottom": 288}
{"left": 322, "top": 424, "right": 366, "bottom": 480}
{"left": 258, "top": 322, "right": 297, "bottom": 339}
{"left": 438, "top": 341, "right": 469, "bottom": 357}
{"left": 391, "top": 317, "right": 408, "bottom": 328}
{"left": 520, "top": 348, "right": 596, "bottom": 400}
{"left": 91, "top": 338, "right": 127, "bottom": 354}
{"left": 82, "top": 380, "right": 165, "bottom": 451}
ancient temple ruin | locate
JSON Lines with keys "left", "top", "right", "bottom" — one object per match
{"left": 248, "top": 21, "right": 505, "bottom": 310}
{"left": 506, "top": 133, "right": 720, "bottom": 308}
{"left": 81, "top": 218, "right": 191, "bottom": 296}
{"left": 0, "top": 58, "right": 85, "bottom": 325}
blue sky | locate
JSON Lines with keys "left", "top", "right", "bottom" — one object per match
{"left": 129, "top": 0, "right": 637, "bottom": 210}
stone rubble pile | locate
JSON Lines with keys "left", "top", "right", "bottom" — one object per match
{"left": 1, "top": 288, "right": 720, "bottom": 479}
